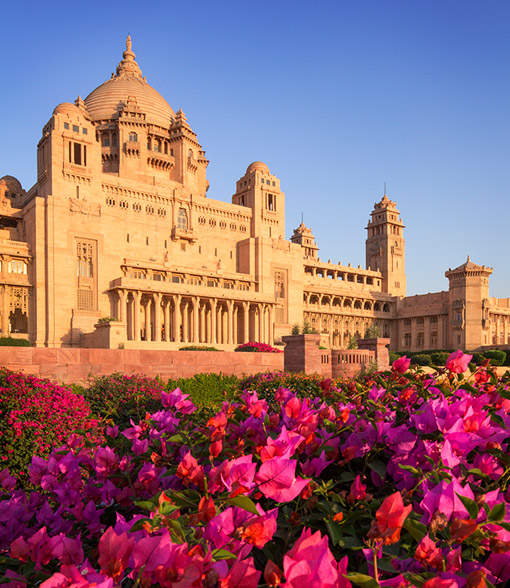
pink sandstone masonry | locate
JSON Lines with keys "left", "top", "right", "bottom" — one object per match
{"left": 0, "top": 348, "right": 284, "bottom": 385}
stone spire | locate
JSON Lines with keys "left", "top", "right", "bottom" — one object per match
{"left": 116, "top": 35, "right": 143, "bottom": 78}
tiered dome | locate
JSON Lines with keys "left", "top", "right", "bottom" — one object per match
{"left": 84, "top": 36, "right": 175, "bottom": 128}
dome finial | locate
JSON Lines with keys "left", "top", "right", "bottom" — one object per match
{"left": 116, "top": 35, "right": 142, "bottom": 78}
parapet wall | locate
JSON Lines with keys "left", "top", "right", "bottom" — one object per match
{"left": 0, "top": 348, "right": 284, "bottom": 385}
{"left": 0, "top": 336, "right": 390, "bottom": 384}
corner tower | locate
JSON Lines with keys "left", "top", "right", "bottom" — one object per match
{"left": 365, "top": 194, "right": 406, "bottom": 296}
{"left": 445, "top": 257, "right": 492, "bottom": 350}
{"left": 232, "top": 162, "right": 285, "bottom": 239}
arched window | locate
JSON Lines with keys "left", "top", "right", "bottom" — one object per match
{"left": 178, "top": 208, "right": 188, "bottom": 230}
{"left": 129, "top": 132, "right": 138, "bottom": 142}
{"left": 154, "top": 139, "right": 161, "bottom": 153}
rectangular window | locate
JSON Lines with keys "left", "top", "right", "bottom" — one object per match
{"left": 64, "top": 122, "right": 69, "bottom": 130}
{"left": 82, "top": 128, "right": 87, "bottom": 135}
{"left": 73, "top": 125, "right": 79, "bottom": 133}
{"left": 74, "top": 143, "right": 82, "bottom": 165}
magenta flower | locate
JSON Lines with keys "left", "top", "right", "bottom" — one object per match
{"left": 446, "top": 350, "right": 473, "bottom": 373}
{"left": 283, "top": 528, "right": 340, "bottom": 588}
{"left": 392, "top": 355, "right": 411, "bottom": 373}
{"left": 255, "top": 457, "right": 309, "bottom": 502}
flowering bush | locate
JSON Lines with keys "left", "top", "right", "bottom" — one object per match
{"left": 83, "top": 373, "right": 164, "bottom": 428}
{"left": 0, "top": 369, "right": 98, "bottom": 482}
{"left": 235, "top": 341, "right": 283, "bottom": 353}
{"left": 2, "top": 352, "right": 510, "bottom": 586}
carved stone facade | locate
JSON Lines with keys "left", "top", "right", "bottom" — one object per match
{"left": 2, "top": 37, "right": 509, "bottom": 351}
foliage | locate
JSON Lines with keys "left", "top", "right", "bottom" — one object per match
{"left": 364, "top": 324, "right": 380, "bottom": 338}
{"left": 0, "top": 337, "right": 30, "bottom": 346}
{"left": 302, "top": 321, "right": 317, "bottom": 334}
{"left": 483, "top": 349, "right": 507, "bottom": 366}
{"left": 97, "top": 316, "right": 120, "bottom": 324}
{"left": 430, "top": 351, "right": 450, "bottom": 365}
{"left": 388, "top": 351, "right": 403, "bottom": 364}
{"left": 165, "top": 372, "right": 239, "bottom": 407}
{"left": 235, "top": 341, "right": 283, "bottom": 353}
{"left": 410, "top": 353, "right": 432, "bottom": 366}
{"left": 83, "top": 372, "right": 164, "bottom": 428}
{"left": 238, "top": 371, "right": 326, "bottom": 404}
{"left": 347, "top": 335, "right": 359, "bottom": 349}
{"left": 291, "top": 323, "right": 301, "bottom": 335}
{"left": 179, "top": 345, "right": 220, "bottom": 351}
{"left": 2, "top": 356, "right": 510, "bottom": 586}
{"left": 0, "top": 369, "right": 98, "bottom": 482}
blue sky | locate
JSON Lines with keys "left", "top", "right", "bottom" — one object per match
{"left": 2, "top": 1, "right": 509, "bottom": 297}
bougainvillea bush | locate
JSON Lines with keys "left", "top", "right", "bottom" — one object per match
{"left": 0, "top": 369, "right": 99, "bottom": 482}
{"left": 235, "top": 342, "right": 283, "bottom": 353}
{"left": 2, "top": 352, "right": 510, "bottom": 586}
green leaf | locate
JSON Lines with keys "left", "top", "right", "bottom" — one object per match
{"left": 129, "top": 517, "right": 151, "bottom": 532}
{"left": 488, "top": 502, "right": 506, "bottom": 522}
{"left": 159, "top": 502, "right": 181, "bottom": 516}
{"left": 398, "top": 464, "right": 420, "bottom": 475}
{"left": 368, "top": 459, "right": 387, "bottom": 479}
{"left": 224, "top": 495, "right": 260, "bottom": 515}
{"left": 212, "top": 548, "right": 237, "bottom": 560}
{"left": 497, "top": 521, "right": 510, "bottom": 532}
{"left": 403, "top": 517, "right": 428, "bottom": 542}
{"left": 134, "top": 500, "right": 157, "bottom": 512}
{"left": 325, "top": 520, "right": 344, "bottom": 545}
{"left": 167, "top": 434, "right": 184, "bottom": 443}
{"left": 456, "top": 493, "right": 479, "bottom": 520}
{"left": 346, "top": 573, "right": 380, "bottom": 588}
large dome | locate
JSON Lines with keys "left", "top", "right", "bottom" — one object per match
{"left": 84, "top": 36, "right": 175, "bottom": 129}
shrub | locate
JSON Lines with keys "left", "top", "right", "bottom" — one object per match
{"left": 238, "top": 371, "right": 326, "bottom": 403}
{"left": 166, "top": 372, "right": 239, "bottom": 407}
{"left": 430, "top": 351, "right": 450, "bottom": 366}
{"left": 388, "top": 351, "right": 403, "bottom": 364}
{"left": 411, "top": 353, "right": 432, "bottom": 366}
{"left": 97, "top": 316, "right": 120, "bottom": 324}
{"left": 179, "top": 345, "right": 219, "bottom": 351}
{"left": 235, "top": 341, "right": 283, "bottom": 353}
{"left": 0, "top": 337, "right": 30, "bottom": 346}
{"left": 291, "top": 323, "right": 301, "bottom": 335}
{"left": 483, "top": 349, "right": 507, "bottom": 366}
{"left": 0, "top": 369, "right": 98, "bottom": 481}
{"left": 83, "top": 373, "right": 164, "bottom": 427}
{"left": 471, "top": 352, "right": 486, "bottom": 366}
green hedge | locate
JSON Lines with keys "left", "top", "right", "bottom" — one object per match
{"left": 411, "top": 354, "right": 432, "bottom": 366}
{"left": 0, "top": 337, "right": 30, "bottom": 346}
{"left": 166, "top": 373, "right": 239, "bottom": 407}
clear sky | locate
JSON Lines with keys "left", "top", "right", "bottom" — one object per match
{"left": 2, "top": 0, "right": 509, "bottom": 297}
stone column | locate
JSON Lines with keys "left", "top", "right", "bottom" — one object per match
{"left": 154, "top": 292, "right": 162, "bottom": 342}
{"left": 163, "top": 298, "right": 170, "bottom": 341}
{"left": 119, "top": 289, "right": 126, "bottom": 322}
{"left": 227, "top": 300, "right": 234, "bottom": 345}
{"left": 268, "top": 304, "right": 274, "bottom": 345}
{"left": 1, "top": 286, "right": 8, "bottom": 336}
{"left": 145, "top": 297, "right": 152, "bottom": 341}
{"left": 243, "top": 302, "right": 250, "bottom": 343}
{"left": 173, "top": 294, "right": 182, "bottom": 343}
{"left": 182, "top": 301, "right": 189, "bottom": 343}
{"left": 193, "top": 298, "right": 199, "bottom": 343}
{"left": 210, "top": 299, "right": 217, "bottom": 345}
{"left": 133, "top": 291, "right": 141, "bottom": 342}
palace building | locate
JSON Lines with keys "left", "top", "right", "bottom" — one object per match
{"left": 1, "top": 37, "right": 509, "bottom": 352}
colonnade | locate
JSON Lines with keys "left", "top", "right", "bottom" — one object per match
{"left": 115, "top": 290, "right": 275, "bottom": 346}
{"left": 304, "top": 311, "right": 388, "bottom": 348}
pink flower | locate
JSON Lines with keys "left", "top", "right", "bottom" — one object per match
{"left": 371, "top": 492, "right": 412, "bottom": 545}
{"left": 392, "top": 355, "right": 410, "bottom": 373}
{"left": 255, "top": 457, "right": 309, "bottom": 502}
{"left": 446, "top": 350, "right": 473, "bottom": 373}
{"left": 347, "top": 475, "right": 367, "bottom": 503}
{"left": 283, "top": 528, "right": 340, "bottom": 588}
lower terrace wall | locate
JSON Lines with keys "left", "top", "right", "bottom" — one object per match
{"left": 0, "top": 348, "right": 284, "bottom": 385}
